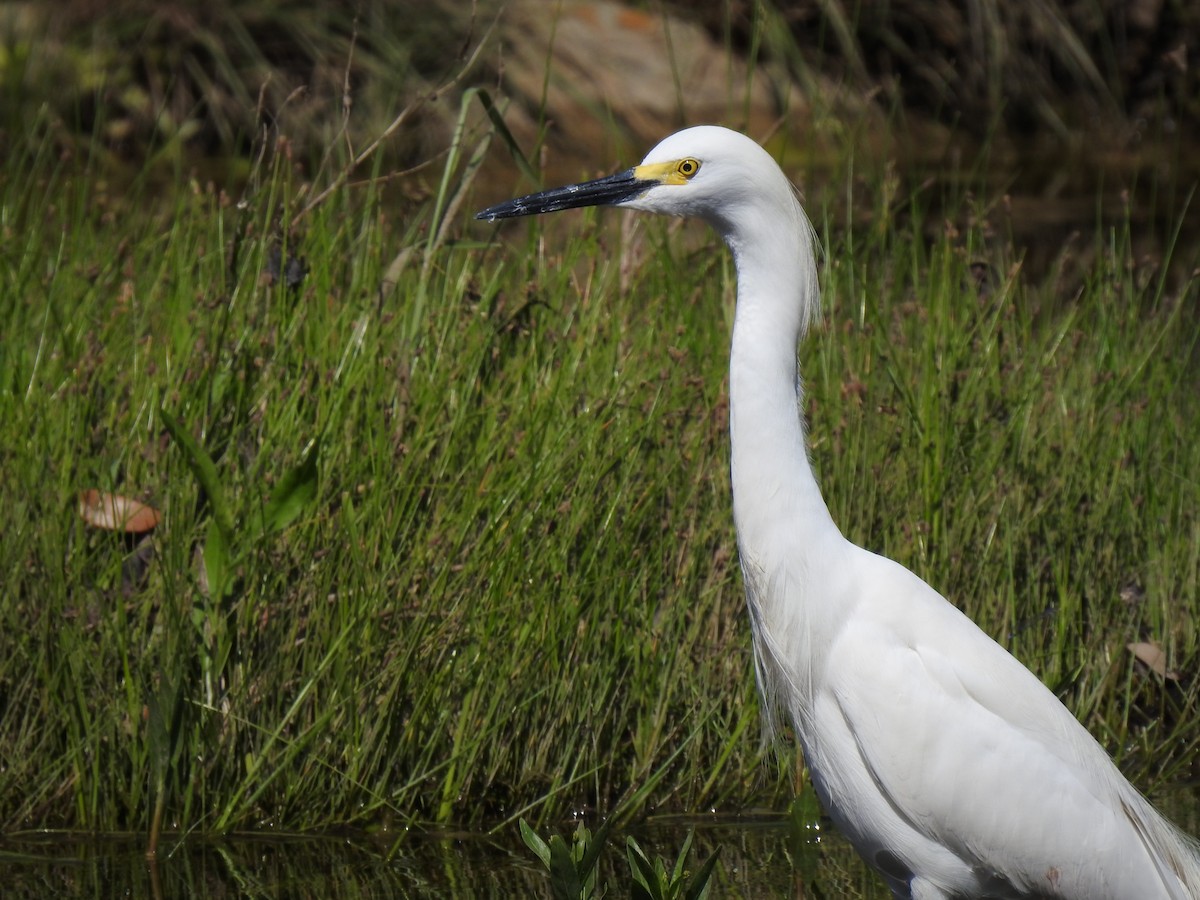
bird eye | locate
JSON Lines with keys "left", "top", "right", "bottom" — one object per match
{"left": 677, "top": 158, "right": 701, "bottom": 178}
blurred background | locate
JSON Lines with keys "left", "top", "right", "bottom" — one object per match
{"left": 3, "top": 0, "right": 1196, "bottom": 288}
{"left": 3, "top": 0, "right": 1194, "bottom": 181}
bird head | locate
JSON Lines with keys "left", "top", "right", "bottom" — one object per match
{"left": 475, "top": 126, "right": 791, "bottom": 237}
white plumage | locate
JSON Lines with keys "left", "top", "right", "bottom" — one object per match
{"left": 478, "top": 125, "right": 1200, "bottom": 899}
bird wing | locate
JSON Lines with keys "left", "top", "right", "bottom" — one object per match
{"left": 812, "top": 550, "right": 1168, "bottom": 897}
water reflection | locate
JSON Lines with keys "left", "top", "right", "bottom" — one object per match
{"left": 5, "top": 790, "right": 1198, "bottom": 897}
{"left": 1, "top": 817, "right": 893, "bottom": 899}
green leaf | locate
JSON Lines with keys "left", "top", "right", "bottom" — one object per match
{"left": 577, "top": 817, "right": 615, "bottom": 885}
{"left": 519, "top": 819, "right": 552, "bottom": 870}
{"left": 671, "top": 830, "right": 694, "bottom": 884}
{"left": 203, "top": 516, "right": 231, "bottom": 601}
{"left": 257, "top": 439, "right": 319, "bottom": 536}
{"left": 160, "top": 407, "right": 233, "bottom": 543}
{"left": 145, "top": 674, "right": 181, "bottom": 779}
{"left": 626, "top": 836, "right": 660, "bottom": 900}
{"left": 547, "top": 834, "right": 583, "bottom": 899}
{"left": 681, "top": 849, "right": 720, "bottom": 900}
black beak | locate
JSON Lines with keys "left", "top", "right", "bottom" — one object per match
{"left": 475, "top": 168, "right": 654, "bottom": 221}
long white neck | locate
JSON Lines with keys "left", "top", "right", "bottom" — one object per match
{"left": 723, "top": 198, "right": 837, "bottom": 572}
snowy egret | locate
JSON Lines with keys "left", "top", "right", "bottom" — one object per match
{"left": 477, "top": 126, "right": 1200, "bottom": 899}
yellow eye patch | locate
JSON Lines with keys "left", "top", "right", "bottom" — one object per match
{"left": 634, "top": 158, "right": 702, "bottom": 185}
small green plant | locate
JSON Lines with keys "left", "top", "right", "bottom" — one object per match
{"left": 159, "top": 409, "right": 319, "bottom": 706}
{"left": 519, "top": 818, "right": 719, "bottom": 900}
{"left": 626, "top": 830, "right": 718, "bottom": 900}
{"left": 520, "top": 817, "right": 614, "bottom": 900}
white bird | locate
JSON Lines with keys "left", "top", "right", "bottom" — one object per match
{"left": 477, "top": 125, "right": 1200, "bottom": 899}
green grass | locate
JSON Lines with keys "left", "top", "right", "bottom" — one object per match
{"left": 0, "top": 112, "right": 1198, "bottom": 844}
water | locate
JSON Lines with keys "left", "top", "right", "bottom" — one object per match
{"left": 1, "top": 816, "right": 893, "bottom": 898}
{"left": 8, "top": 788, "right": 1200, "bottom": 897}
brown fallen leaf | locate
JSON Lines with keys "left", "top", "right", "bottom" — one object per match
{"left": 78, "top": 489, "right": 162, "bottom": 534}
{"left": 1127, "top": 641, "right": 1180, "bottom": 680}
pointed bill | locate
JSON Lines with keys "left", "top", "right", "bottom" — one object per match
{"left": 476, "top": 168, "right": 656, "bottom": 221}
